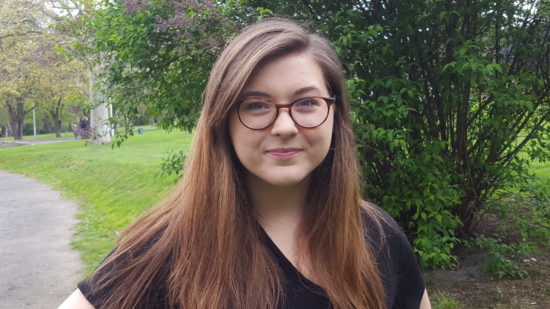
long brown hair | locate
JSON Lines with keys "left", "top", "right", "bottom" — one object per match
{"left": 90, "top": 18, "right": 386, "bottom": 309}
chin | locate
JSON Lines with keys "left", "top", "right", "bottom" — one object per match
{"left": 267, "top": 179, "right": 303, "bottom": 187}
{"left": 261, "top": 174, "right": 309, "bottom": 187}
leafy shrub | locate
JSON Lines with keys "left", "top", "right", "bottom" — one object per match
{"left": 159, "top": 150, "right": 186, "bottom": 179}
{"left": 330, "top": 0, "right": 550, "bottom": 269}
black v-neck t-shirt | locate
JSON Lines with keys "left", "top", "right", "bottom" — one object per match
{"left": 78, "top": 209, "right": 425, "bottom": 308}
{"left": 259, "top": 229, "right": 331, "bottom": 309}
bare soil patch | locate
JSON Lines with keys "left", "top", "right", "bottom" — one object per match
{"left": 425, "top": 248, "right": 549, "bottom": 308}
{"left": 425, "top": 213, "right": 549, "bottom": 309}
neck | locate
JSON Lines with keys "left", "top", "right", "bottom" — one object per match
{"left": 247, "top": 174, "right": 309, "bottom": 233}
{"left": 247, "top": 173, "right": 318, "bottom": 282}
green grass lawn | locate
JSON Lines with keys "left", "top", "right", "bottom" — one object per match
{"left": 531, "top": 160, "right": 550, "bottom": 180}
{"left": 0, "top": 128, "right": 191, "bottom": 274}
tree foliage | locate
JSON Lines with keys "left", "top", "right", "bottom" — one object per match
{"left": 0, "top": 0, "right": 46, "bottom": 139}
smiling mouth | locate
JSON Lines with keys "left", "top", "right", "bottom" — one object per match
{"left": 266, "top": 148, "right": 301, "bottom": 159}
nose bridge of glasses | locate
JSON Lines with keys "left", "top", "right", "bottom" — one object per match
{"left": 271, "top": 107, "right": 298, "bottom": 134}
{"left": 273, "top": 105, "right": 294, "bottom": 125}
{"left": 272, "top": 101, "right": 293, "bottom": 120}
{"left": 274, "top": 102, "right": 294, "bottom": 110}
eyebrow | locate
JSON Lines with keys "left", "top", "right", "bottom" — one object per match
{"left": 293, "top": 86, "right": 322, "bottom": 96}
{"left": 239, "top": 86, "right": 322, "bottom": 100}
{"left": 239, "top": 90, "right": 271, "bottom": 99}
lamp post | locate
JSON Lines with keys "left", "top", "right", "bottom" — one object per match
{"left": 33, "top": 105, "right": 36, "bottom": 136}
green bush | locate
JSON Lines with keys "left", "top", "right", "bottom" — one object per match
{"left": 329, "top": 0, "right": 549, "bottom": 269}
{"left": 159, "top": 149, "right": 186, "bottom": 179}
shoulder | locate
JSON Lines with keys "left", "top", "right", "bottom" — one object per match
{"left": 58, "top": 289, "right": 95, "bottom": 309}
{"left": 360, "top": 201, "right": 426, "bottom": 309}
{"left": 77, "top": 228, "right": 170, "bottom": 308}
{"left": 77, "top": 249, "right": 117, "bottom": 308}
{"left": 360, "top": 201, "right": 408, "bottom": 249}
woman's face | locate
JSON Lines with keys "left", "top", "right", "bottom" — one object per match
{"left": 229, "top": 52, "right": 335, "bottom": 187}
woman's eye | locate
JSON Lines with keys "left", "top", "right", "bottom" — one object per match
{"left": 242, "top": 101, "right": 272, "bottom": 112}
{"left": 294, "top": 98, "right": 320, "bottom": 109}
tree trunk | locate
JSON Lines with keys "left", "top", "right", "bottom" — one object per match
{"left": 51, "top": 98, "right": 63, "bottom": 138}
{"left": 6, "top": 99, "right": 27, "bottom": 140}
{"left": 55, "top": 120, "right": 62, "bottom": 138}
{"left": 5, "top": 124, "right": 11, "bottom": 137}
{"left": 90, "top": 103, "right": 112, "bottom": 144}
{"left": 43, "top": 118, "right": 52, "bottom": 134}
{"left": 87, "top": 67, "right": 112, "bottom": 145}
{"left": 11, "top": 117, "right": 24, "bottom": 140}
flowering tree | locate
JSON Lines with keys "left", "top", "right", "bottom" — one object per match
{"left": 75, "top": 0, "right": 234, "bottom": 144}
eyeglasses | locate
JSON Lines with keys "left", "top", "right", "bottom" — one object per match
{"left": 236, "top": 96, "right": 335, "bottom": 130}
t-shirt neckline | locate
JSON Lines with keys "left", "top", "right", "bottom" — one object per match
{"left": 258, "top": 226, "right": 326, "bottom": 294}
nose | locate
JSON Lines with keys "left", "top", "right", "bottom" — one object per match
{"left": 270, "top": 108, "right": 298, "bottom": 137}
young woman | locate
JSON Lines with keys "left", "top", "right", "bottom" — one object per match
{"left": 60, "top": 18, "right": 431, "bottom": 309}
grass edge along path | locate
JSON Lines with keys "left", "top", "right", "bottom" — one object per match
{"left": 0, "top": 128, "right": 190, "bottom": 275}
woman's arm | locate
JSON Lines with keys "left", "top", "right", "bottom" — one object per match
{"left": 57, "top": 289, "right": 94, "bottom": 309}
{"left": 419, "top": 289, "right": 431, "bottom": 309}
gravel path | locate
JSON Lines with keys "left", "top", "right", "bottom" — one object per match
{"left": 0, "top": 171, "right": 83, "bottom": 309}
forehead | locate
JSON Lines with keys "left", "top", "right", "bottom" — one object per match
{"left": 241, "top": 52, "right": 329, "bottom": 99}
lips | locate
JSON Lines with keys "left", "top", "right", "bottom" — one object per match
{"left": 266, "top": 148, "right": 302, "bottom": 159}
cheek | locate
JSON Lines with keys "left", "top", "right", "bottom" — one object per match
{"left": 228, "top": 112, "right": 240, "bottom": 147}
{"left": 229, "top": 112, "right": 260, "bottom": 164}
{"left": 320, "top": 112, "right": 335, "bottom": 149}
{"left": 307, "top": 115, "right": 335, "bottom": 164}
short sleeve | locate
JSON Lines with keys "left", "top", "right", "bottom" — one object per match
{"left": 77, "top": 278, "right": 99, "bottom": 307}
{"left": 77, "top": 249, "right": 116, "bottom": 308}
{"left": 76, "top": 231, "right": 169, "bottom": 309}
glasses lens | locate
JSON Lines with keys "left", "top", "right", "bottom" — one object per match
{"left": 291, "top": 97, "right": 329, "bottom": 128}
{"left": 238, "top": 99, "right": 276, "bottom": 129}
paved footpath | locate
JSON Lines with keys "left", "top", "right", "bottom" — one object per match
{"left": 0, "top": 171, "right": 83, "bottom": 309}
